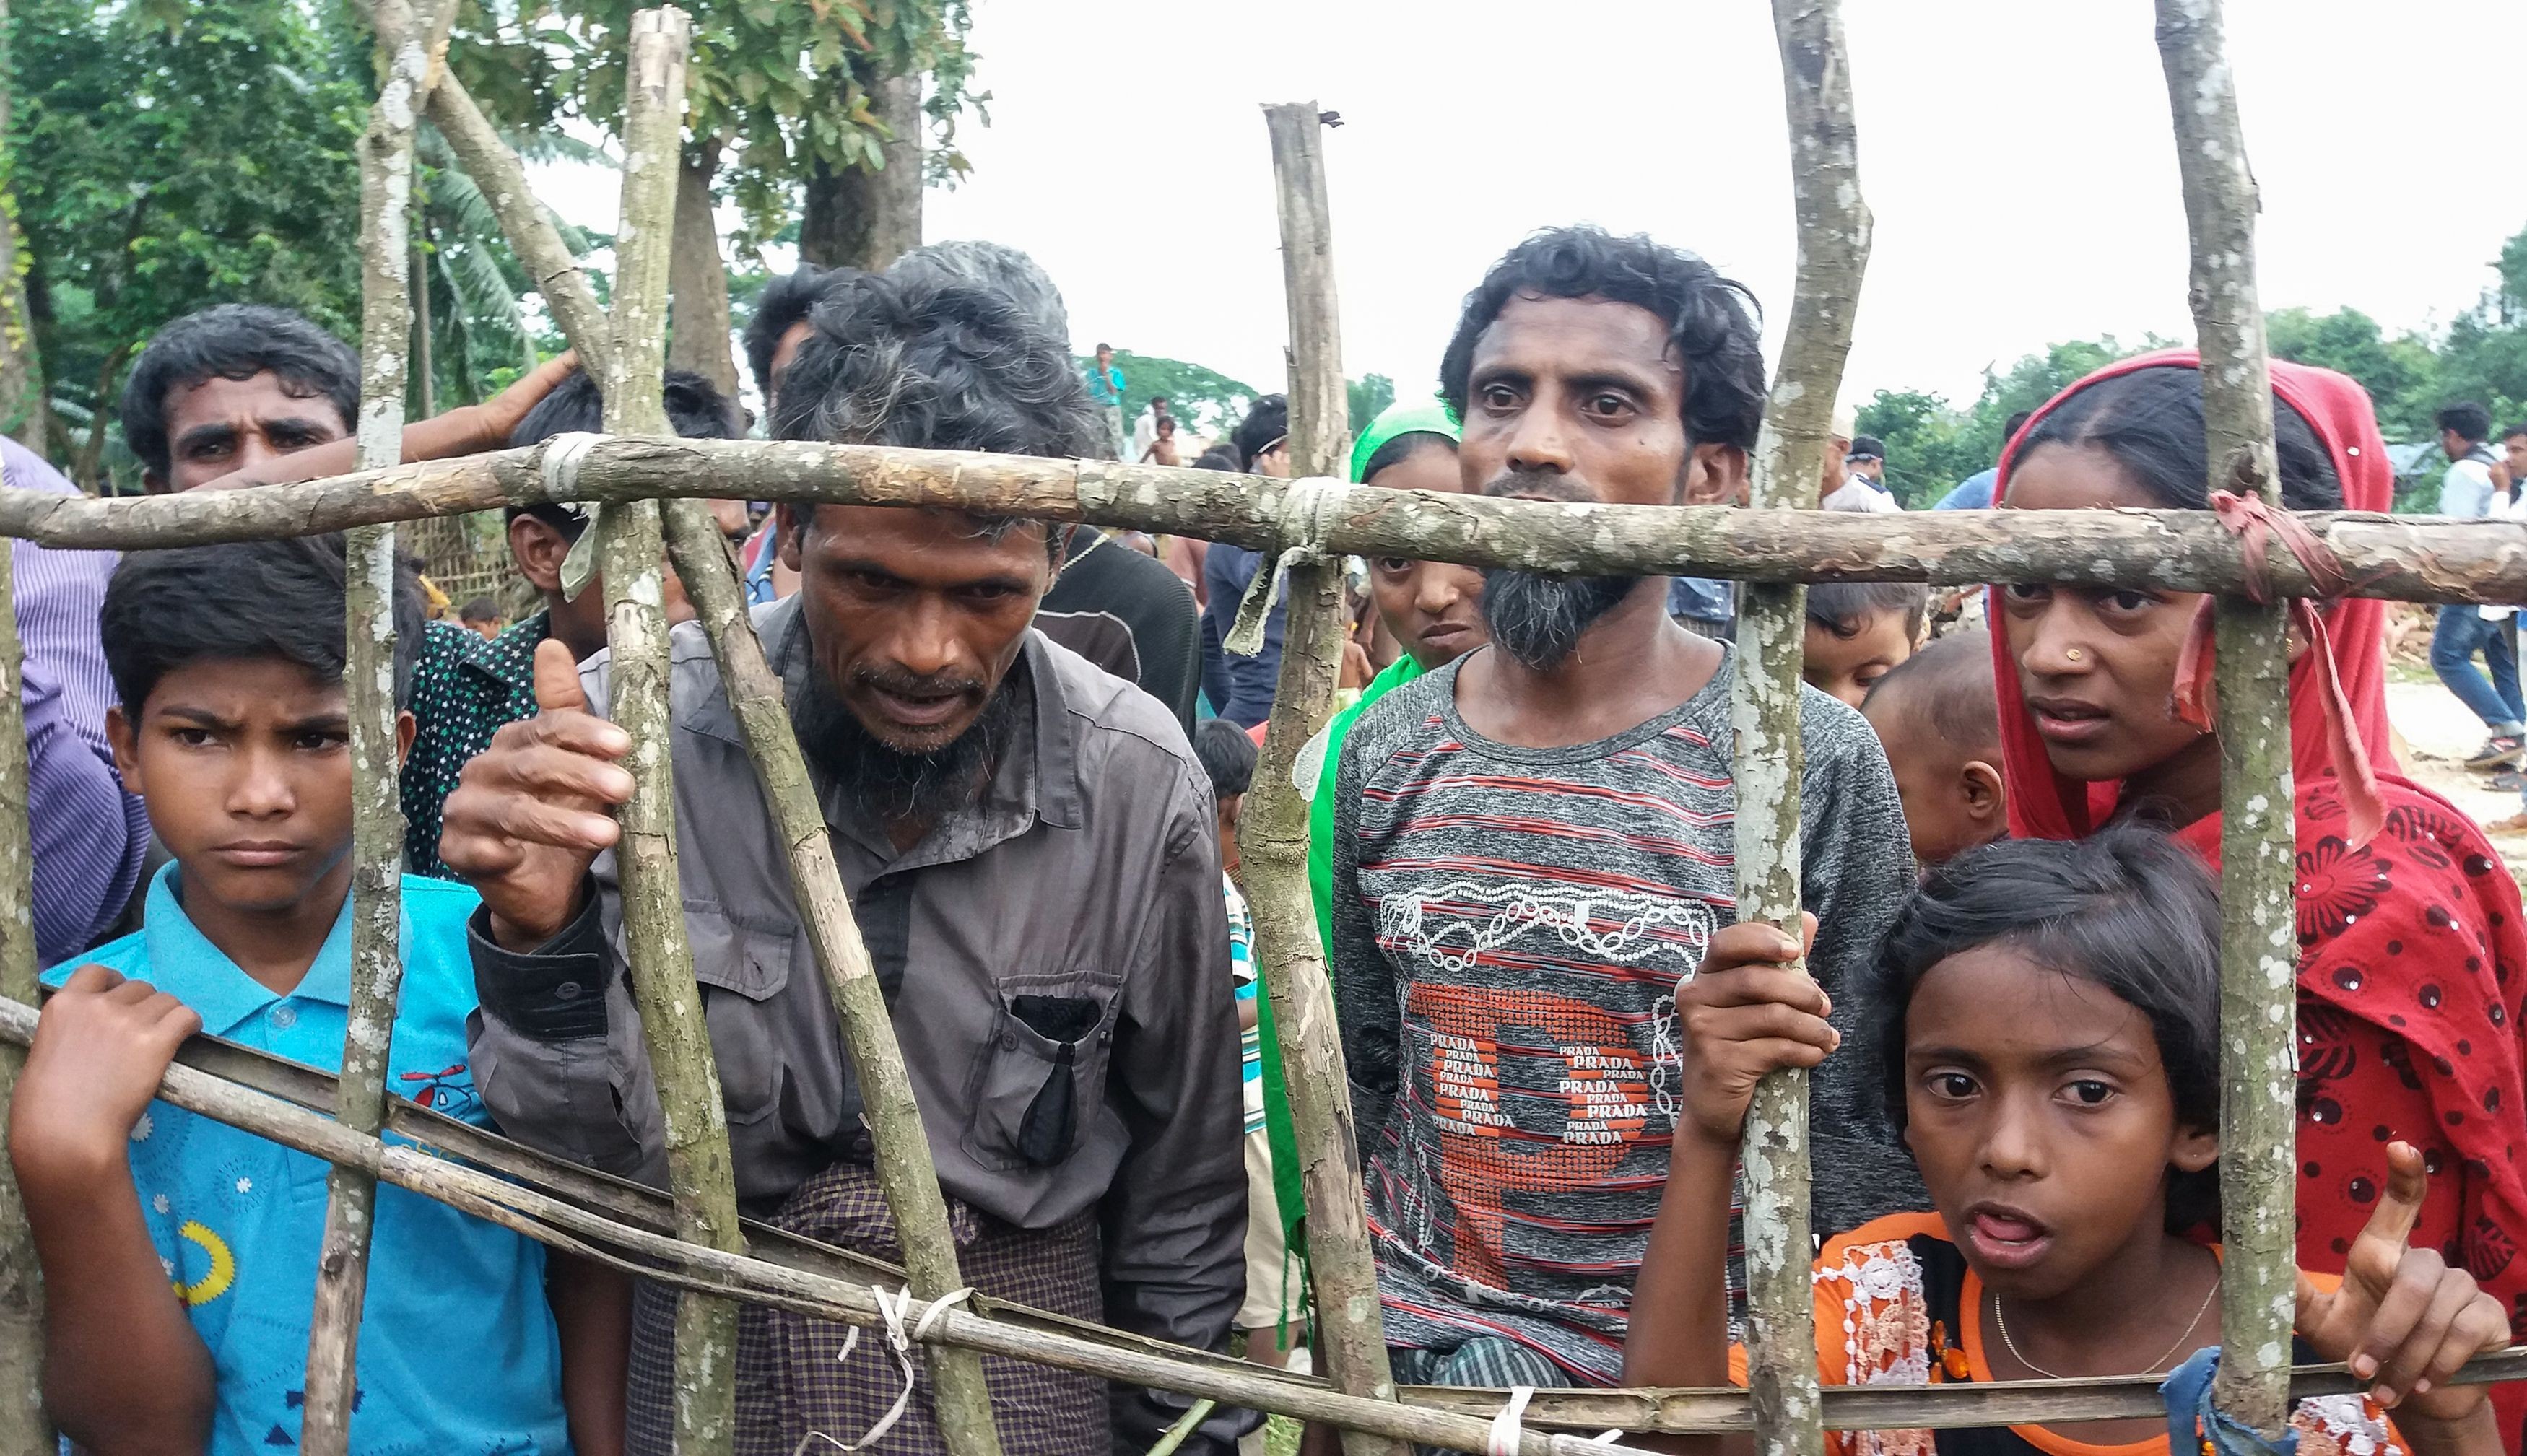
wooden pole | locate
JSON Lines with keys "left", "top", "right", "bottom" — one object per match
{"left": 655, "top": 498, "right": 1006, "bottom": 1456}
{"left": 19, "top": 445, "right": 2519, "bottom": 603}
{"left": 1757, "top": 0, "right": 1874, "bottom": 510}
{"left": 425, "top": 70, "right": 614, "bottom": 365}
{"left": 0, "top": 550, "right": 45, "bottom": 1454}
{"left": 300, "top": 2, "right": 451, "bottom": 1447}
{"left": 1249, "top": 100, "right": 1404, "bottom": 1456}
{"left": 1264, "top": 103, "right": 1349, "bottom": 482}
{"left": 1736, "top": 8, "right": 1871, "bottom": 1456}
{"left": 2154, "top": 0, "right": 2295, "bottom": 1436}
{"left": 595, "top": 13, "right": 747, "bottom": 1456}
{"left": 412, "top": 228, "right": 436, "bottom": 419}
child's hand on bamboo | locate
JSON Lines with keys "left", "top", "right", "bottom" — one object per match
{"left": 10, "top": 965, "right": 199, "bottom": 1183}
{"left": 2297, "top": 1141, "right": 2510, "bottom": 1432}
{"left": 1670, "top": 912, "right": 1830, "bottom": 1145}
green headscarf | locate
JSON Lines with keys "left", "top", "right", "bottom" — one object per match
{"left": 1253, "top": 400, "right": 1466, "bottom": 1255}
{"left": 1346, "top": 399, "right": 1461, "bottom": 486}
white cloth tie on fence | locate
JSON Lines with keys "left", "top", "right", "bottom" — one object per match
{"left": 791, "top": 1283, "right": 978, "bottom": 1455}
{"left": 1488, "top": 1383, "right": 1536, "bottom": 1456}
{"left": 543, "top": 431, "right": 606, "bottom": 603}
{"left": 1225, "top": 476, "right": 1352, "bottom": 657}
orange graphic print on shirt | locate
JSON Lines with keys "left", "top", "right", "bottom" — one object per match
{"left": 1406, "top": 982, "right": 1666, "bottom": 1289}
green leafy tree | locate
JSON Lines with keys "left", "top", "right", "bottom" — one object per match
{"left": 2434, "top": 235, "right": 2527, "bottom": 432}
{"left": 1853, "top": 388, "right": 1975, "bottom": 508}
{"left": 1089, "top": 351, "right": 1259, "bottom": 438}
{"left": 1347, "top": 372, "right": 1394, "bottom": 436}
{"left": 412, "top": 126, "right": 604, "bottom": 411}
{"left": 16, "top": 0, "right": 368, "bottom": 487}
{"left": 1854, "top": 337, "right": 2151, "bottom": 507}
{"left": 452, "top": 0, "right": 985, "bottom": 389}
{"left": 2266, "top": 306, "right": 2444, "bottom": 437}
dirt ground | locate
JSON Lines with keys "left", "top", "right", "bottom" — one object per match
{"left": 2388, "top": 671, "right": 2527, "bottom": 871}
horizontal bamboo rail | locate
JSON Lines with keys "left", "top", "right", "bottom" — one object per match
{"left": 0, "top": 993, "right": 2512, "bottom": 1440}
{"left": 1, "top": 441, "right": 2523, "bottom": 601}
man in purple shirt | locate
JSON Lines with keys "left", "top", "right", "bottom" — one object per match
{"left": 4, "top": 435, "right": 150, "bottom": 962}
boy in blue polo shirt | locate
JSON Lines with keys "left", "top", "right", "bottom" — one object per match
{"left": 10, "top": 535, "right": 596, "bottom": 1454}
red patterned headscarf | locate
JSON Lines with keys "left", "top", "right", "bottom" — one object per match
{"left": 1988, "top": 354, "right": 2527, "bottom": 1447}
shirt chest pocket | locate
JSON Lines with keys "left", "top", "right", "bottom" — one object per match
{"left": 683, "top": 907, "right": 800, "bottom": 1125}
{"left": 960, "top": 972, "right": 1121, "bottom": 1172}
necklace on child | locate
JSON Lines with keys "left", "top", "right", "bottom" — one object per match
{"left": 1992, "top": 1268, "right": 2220, "bottom": 1379}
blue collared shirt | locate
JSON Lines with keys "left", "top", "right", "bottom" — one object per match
{"left": 1934, "top": 468, "right": 1998, "bottom": 510}
{"left": 46, "top": 867, "right": 571, "bottom": 1455}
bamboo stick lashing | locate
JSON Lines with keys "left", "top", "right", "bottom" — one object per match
{"left": 299, "top": 1, "right": 449, "bottom": 1445}
{"left": 2154, "top": 0, "right": 2298, "bottom": 1435}
{"left": 591, "top": 11, "right": 747, "bottom": 1455}
{"left": 1245, "top": 98, "right": 1406, "bottom": 1456}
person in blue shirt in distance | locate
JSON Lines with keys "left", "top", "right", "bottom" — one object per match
{"left": 1931, "top": 409, "right": 2034, "bottom": 510}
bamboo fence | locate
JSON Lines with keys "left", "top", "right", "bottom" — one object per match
{"left": 0, "top": 1, "right": 2515, "bottom": 1455}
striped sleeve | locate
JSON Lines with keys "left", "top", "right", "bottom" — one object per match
{"left": 5, "top": 439, "right": 148, "bottom": 964}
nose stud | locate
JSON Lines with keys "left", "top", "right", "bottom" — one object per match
{"left": 2065, "top": 647, "right": 2086, "bottom": 663}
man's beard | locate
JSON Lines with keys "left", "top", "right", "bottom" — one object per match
{"left": 1480, "top": 570, "right": 1639, "bottom": 670}
{"left": 793, "top": 658, "right": 1027, "bottom": 826}
{"left": 1477, "top": 467, "right": 1639, "bottom": 671}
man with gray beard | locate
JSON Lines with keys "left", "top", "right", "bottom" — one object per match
{"left": 1323, "top": 227, "right": 1921, "bottom": 1398}
{"left": 441, "top": 267, "right": 1249, "bottom": 1456}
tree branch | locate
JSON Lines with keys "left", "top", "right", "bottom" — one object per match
{"left": 657, "top": 497, "right": 1006, "bottom": 1456}
{"left": 2153, "top": 0, "right": 2295, "bottom": 1436}
{"left": 1251, "top": 101, "right": 1403, "bottom": 1456}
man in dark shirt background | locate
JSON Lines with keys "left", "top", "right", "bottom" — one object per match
{"left": 1199, "top": 395, "right": 1293, "bottom": 728}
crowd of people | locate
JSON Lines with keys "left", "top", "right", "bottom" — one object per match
{"left": 6, "top": 222, "right": 2526, "bottom": 1456}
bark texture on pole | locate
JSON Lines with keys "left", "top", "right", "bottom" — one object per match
{"left": 13, "top": 446, "right": 2527, "bottom": 604}
{"left": 666, "top": 140, "right": 737, "bottom": 396}
{"left": 1757, "top": 0, "right": 1872, "bottom": 510}
{"left": 1248, "top": 100, "right": 1402, "bottom": 1456}
{"left": 2154, "top": 0, "right": 2295, "bottom": 1436}
{"left": 1263, "top": 103, "right": 1350, "bottom": 484}
{"left": 300, "top": 2, "right": 449, "bottom": 1449}
{"left": 656, "top": 499, "right": 1004, "bottom": 1456}
{"left": 600, "top": 15, "right": 746, "bottom": 1455}
{"left": 1731, "top": 575, "right": 1817, "bottom": 1456}
{"left": 427, "top": 71, "right": 612, "bottom": 365}
{"left": 0, "top": 550, "right": 47, "bottom": 1455}
{"left": 1738, "top": 7, "right": 1871, "bottom": 1456}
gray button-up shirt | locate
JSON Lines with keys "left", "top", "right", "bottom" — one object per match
{"left": 465, "top": 596, "right": 1248, "bottom": 1443}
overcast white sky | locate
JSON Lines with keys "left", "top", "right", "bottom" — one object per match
{"left": 539, "top": 0, "right": 2525, "bottom": 415}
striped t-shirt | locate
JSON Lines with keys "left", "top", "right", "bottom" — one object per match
{"left": 1227, "top": 874, "right": 1266, "bottom": 1136}
{"left": 1330, "top": 645, "right": 1922, "bottom": 1385}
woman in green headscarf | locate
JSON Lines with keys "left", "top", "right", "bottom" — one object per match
{"left": 1250, "top": 400, "right": 1488, "bottom": 1353}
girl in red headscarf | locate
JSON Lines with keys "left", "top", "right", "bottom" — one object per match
{"left": 1989, "top": 352, "right": 2527, "bottom": 1445}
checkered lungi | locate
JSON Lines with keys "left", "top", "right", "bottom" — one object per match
{"left": 626, "top": 1160, "right": 1110, "bottom": 1456}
